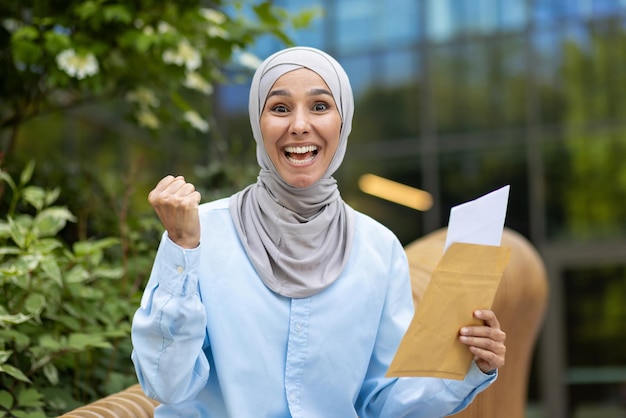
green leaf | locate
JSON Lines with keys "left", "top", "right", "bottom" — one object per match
{"left": 0, "top": 313, "right": 31, "bottom": 326}
{"left": 0, "top": 364, "right": 31, "bottom": 383}
{"left": 33, "top": 207, "right": 76, "bottom": 237}
{"left": 30, "top": 354, "right": 52, "bottom": 373}
{"left": 8, "top": 216, "right": 30, "bottom": 249}
{"left": 43, "top": 31, "right": 71, "bottom": 54}
{"left": 21, "top": 186, "right": 46, "bottom": 211}
{"left": 65, "top": 265, "right": 90, "bottom": 283}
{"left": 0, "top": 330, "right": 30, "bottom": 349}
{"left": 0, "top": 171, "right": 16, "bottom": 192}
{"left": 0, "top": 220, "right": 10, "bottom": 238}
{"left": 13, "top": 411, "right": 47, "bottom": 418}
{"left": 103, "top": 4, "right": 132, "bottom": 24}
{"left": 12, "top": 39, "right": 43, "bottom": 65}
{"left": 292, "top": 7, "right": 322, "bottom": 29}
{"left": 24, "top": 294, "right": 46, "bottom": 317}
{"left": 0, "top": 246, "right": 20, "bottom": 255}
{"left": 68, "top": 333, "right": 112, "bottom": 350}
{"left": 19, "top": 161, "right": 35, "bottom": 186}
{"left": 74, "top": 0, "right": 103, "bottom": 20}
{"left": 44, "top": 188, "right": 61, "bottom": 207}
{"left": 253, "top": 2, "right": 281, "bottom": 26}
{"left": 30, "top": 238, "right": 63, "bottom": 254}
{"left": 12, "top": 26, "right": 38, "bottom": 42}
{"left": 38, "top": 335, "right": 61, "bottom": 351}
{"left": 73, "top": 237, "right": 119, "bottom": 256}
{"left": 40, "top": 258, "right": 63, "bottom": 287}
{"left": 94, "top": 265, "right": 124, "bottom": 280}
{"left": 42, "top": 362, "right": 59, "bottom": 385}
{"left": 0, "top": 390, "right": 13, "bottom": 411}
{"left": 17, "top": 388, "right": 43, "bottom": 408}
{"left": 0, "top": 350, "right": 11, "bottom": 364}
{"left": 14, "top": 254, "right": 40, "bottom": 275}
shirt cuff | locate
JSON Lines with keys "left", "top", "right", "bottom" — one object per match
{"left": 443, "top": 361, "right": 498, "bottom": 399}
{"left": 157, "top": 232, "right": 201, "bottom": 296}
{"left": 466, "top": 361, "right": 498, "bottom": 381}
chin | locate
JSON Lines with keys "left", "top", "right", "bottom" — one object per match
{"left": 283, "top": 175, "right": 320, "bottom": 189}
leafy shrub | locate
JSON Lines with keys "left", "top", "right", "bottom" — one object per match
{"left": 0, "top": 162, "right": 152, "bottom": 417}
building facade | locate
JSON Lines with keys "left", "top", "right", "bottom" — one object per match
{"left": 221, "top": 1, "right": 626, "bottom": 416}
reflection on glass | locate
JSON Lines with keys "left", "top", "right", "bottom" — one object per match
{"left": 426, "top": 0, "right": 526, "bottom": 40}
{"left": 564, "top": 264, "right": 626, "bottom": 413}
{"left": 438, "top": 146, "right": 529, "bottom": 237}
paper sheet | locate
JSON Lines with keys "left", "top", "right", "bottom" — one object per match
{"left": 386, "top": 186, "right": 511, "bottom": 379}
{"left": 444, "top": 185, "right": 510, "bottom": 252}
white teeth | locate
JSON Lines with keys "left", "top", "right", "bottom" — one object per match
{"left": 287, "top": 155, "right": 315, "bottom": 165}
{"left": 284, "top": 145, "right": 318, "bottom": 154}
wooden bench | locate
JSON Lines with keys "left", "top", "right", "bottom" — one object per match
{"left": 61, "top": 228, "right": 548, "bottom": 418}
{"left": 406, "top": 228, "right": 548, "bottom": 418}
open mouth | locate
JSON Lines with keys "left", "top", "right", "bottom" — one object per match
{"left": 283, "top": 145, "right": 319, "bottom": 165}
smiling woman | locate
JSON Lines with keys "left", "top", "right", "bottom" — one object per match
{"left": 130, "top": 46, "right": 506, "bottom": 418}
{"left": 260, "top": 68, "right": 342, "bottom": 188}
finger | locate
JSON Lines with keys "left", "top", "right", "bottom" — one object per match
{"left": 459, "top": 333, "right": 506, "bottom": 352}
{"left": 460, "top": 325, "right": 506, "bottom": 342}
{"left": 471, "top": 346, "right": 505, "bottom": 370}
{"left": 149, "top": 176, "right": 178, "bottom": 202}
{"left": 190, "top": 190, "right": 201, "bottom": 205}
{"left": 154, "top": 175, "right": 180, "bottom": 192}
{"left": 474, "top": 309, "right": 501, "bottom": 330}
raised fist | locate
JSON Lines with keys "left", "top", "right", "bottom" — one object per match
{"left": 148, "top": 175, "right": 201, "bottom": 249}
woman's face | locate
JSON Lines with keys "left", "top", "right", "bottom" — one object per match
{"left": 260, "top": 68, "right": 342, "bottom": 188}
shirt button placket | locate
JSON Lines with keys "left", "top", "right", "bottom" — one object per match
{"left": 285, "top": 297, "right": 310, "bottom": 418}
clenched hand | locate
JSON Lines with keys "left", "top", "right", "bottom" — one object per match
{"left": 148, "top": 175, "right": 201, "bottom": 249}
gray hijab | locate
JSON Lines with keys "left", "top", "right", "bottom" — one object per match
{"left": 229, "top": 46, "right": 355, "bottom": 298}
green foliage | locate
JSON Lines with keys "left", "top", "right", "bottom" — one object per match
{"left": 0, "top": 2, "right": 312, "bottom": 414}
{"left": 0, "top": 162, "right": 153, "bottom": 416}
{"left": 558, "top": 25, "right": 626, "bottom": 239}
{"left": 0, "top": 0, "right": 312, "bottom": 156}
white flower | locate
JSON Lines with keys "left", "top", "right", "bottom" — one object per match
{"left": 199, "top": 8, "right": 226, "bottom": 25}
{"left": 207, "top": 26, "right": 229, "bottom": 39}
{"left": 2, "top": 19, "right": 19, "bottom": 33}
{"left": 236, "top": 51, "right": 262, "bottom": 70}
{"left": 183, "top": 71, "right": 213, "bottom": 95}
{"left": 162, "top": 40, "right": 201, "bottom": 71}
{"left": 142, "top": 25, "right": 154, "bottom": 35}
{"left": 55, "top": 49, "right": 99, "bottom": 79}
{"left": 136, "top": 109, "right": 160, "bottom": 129}
{"left": 126, "top": 87, "right": 160, "bottom": 108}
{"left": 184, "top": 110, "right": 209, "bottom": 133}
{"left": 157, "top": 21, "right": 174, "bottom": 34}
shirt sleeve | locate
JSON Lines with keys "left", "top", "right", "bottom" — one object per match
{"left": 356, "top": 239, "right": 497, "bottom": 418}
{"left": 130, "top": 233, "right": 210, "bottom": 405}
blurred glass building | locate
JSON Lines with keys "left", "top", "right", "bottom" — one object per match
{"left": 219, "top": 1, "right": 626, "bottom": 416}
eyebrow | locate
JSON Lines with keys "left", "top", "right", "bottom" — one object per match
{"left": 266, "top": 88, "right": 333, "bottom": 99}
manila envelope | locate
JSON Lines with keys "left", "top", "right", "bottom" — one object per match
{"left": 386, "top": 242, "right": 511, "bottom": 380}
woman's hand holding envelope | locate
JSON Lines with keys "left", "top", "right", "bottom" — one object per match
{"left": 458, "top": 309, "right": 506, "bottom": 374}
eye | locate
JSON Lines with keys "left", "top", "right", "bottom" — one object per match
{"left": 312, "top": 102, "right": 329, "bottom": 112}
{"left": 271, "top": 104, "right": 289, "bottom": 113}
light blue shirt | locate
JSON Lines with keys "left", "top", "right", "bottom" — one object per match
{"left": 131, "top": 198, "right": 496, "bottom": 417}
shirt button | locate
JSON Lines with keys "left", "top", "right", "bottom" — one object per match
{"left": 295, "top": 324, "right": 302, "bottom": 332}
{"left": 176, "top": 266, "right": 184, "bottom": 274}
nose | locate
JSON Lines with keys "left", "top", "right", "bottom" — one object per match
{"left": 290, "top": 107, "right": 310, "bottom": 136}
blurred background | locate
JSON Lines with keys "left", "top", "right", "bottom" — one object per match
{"left": 2, "top": 0, "right": 626, "bottom": 417}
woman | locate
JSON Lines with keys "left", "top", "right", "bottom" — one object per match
{"left": 131, "top": 46, "right": 505, "bottom": 417}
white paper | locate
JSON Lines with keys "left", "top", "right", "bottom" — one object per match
{"left": 444, "top": 185, "right": 510, "bottom": 252}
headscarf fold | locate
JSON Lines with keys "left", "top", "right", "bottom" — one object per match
{"left": 229, "top": 47, "right": 355, "bottom": 298}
